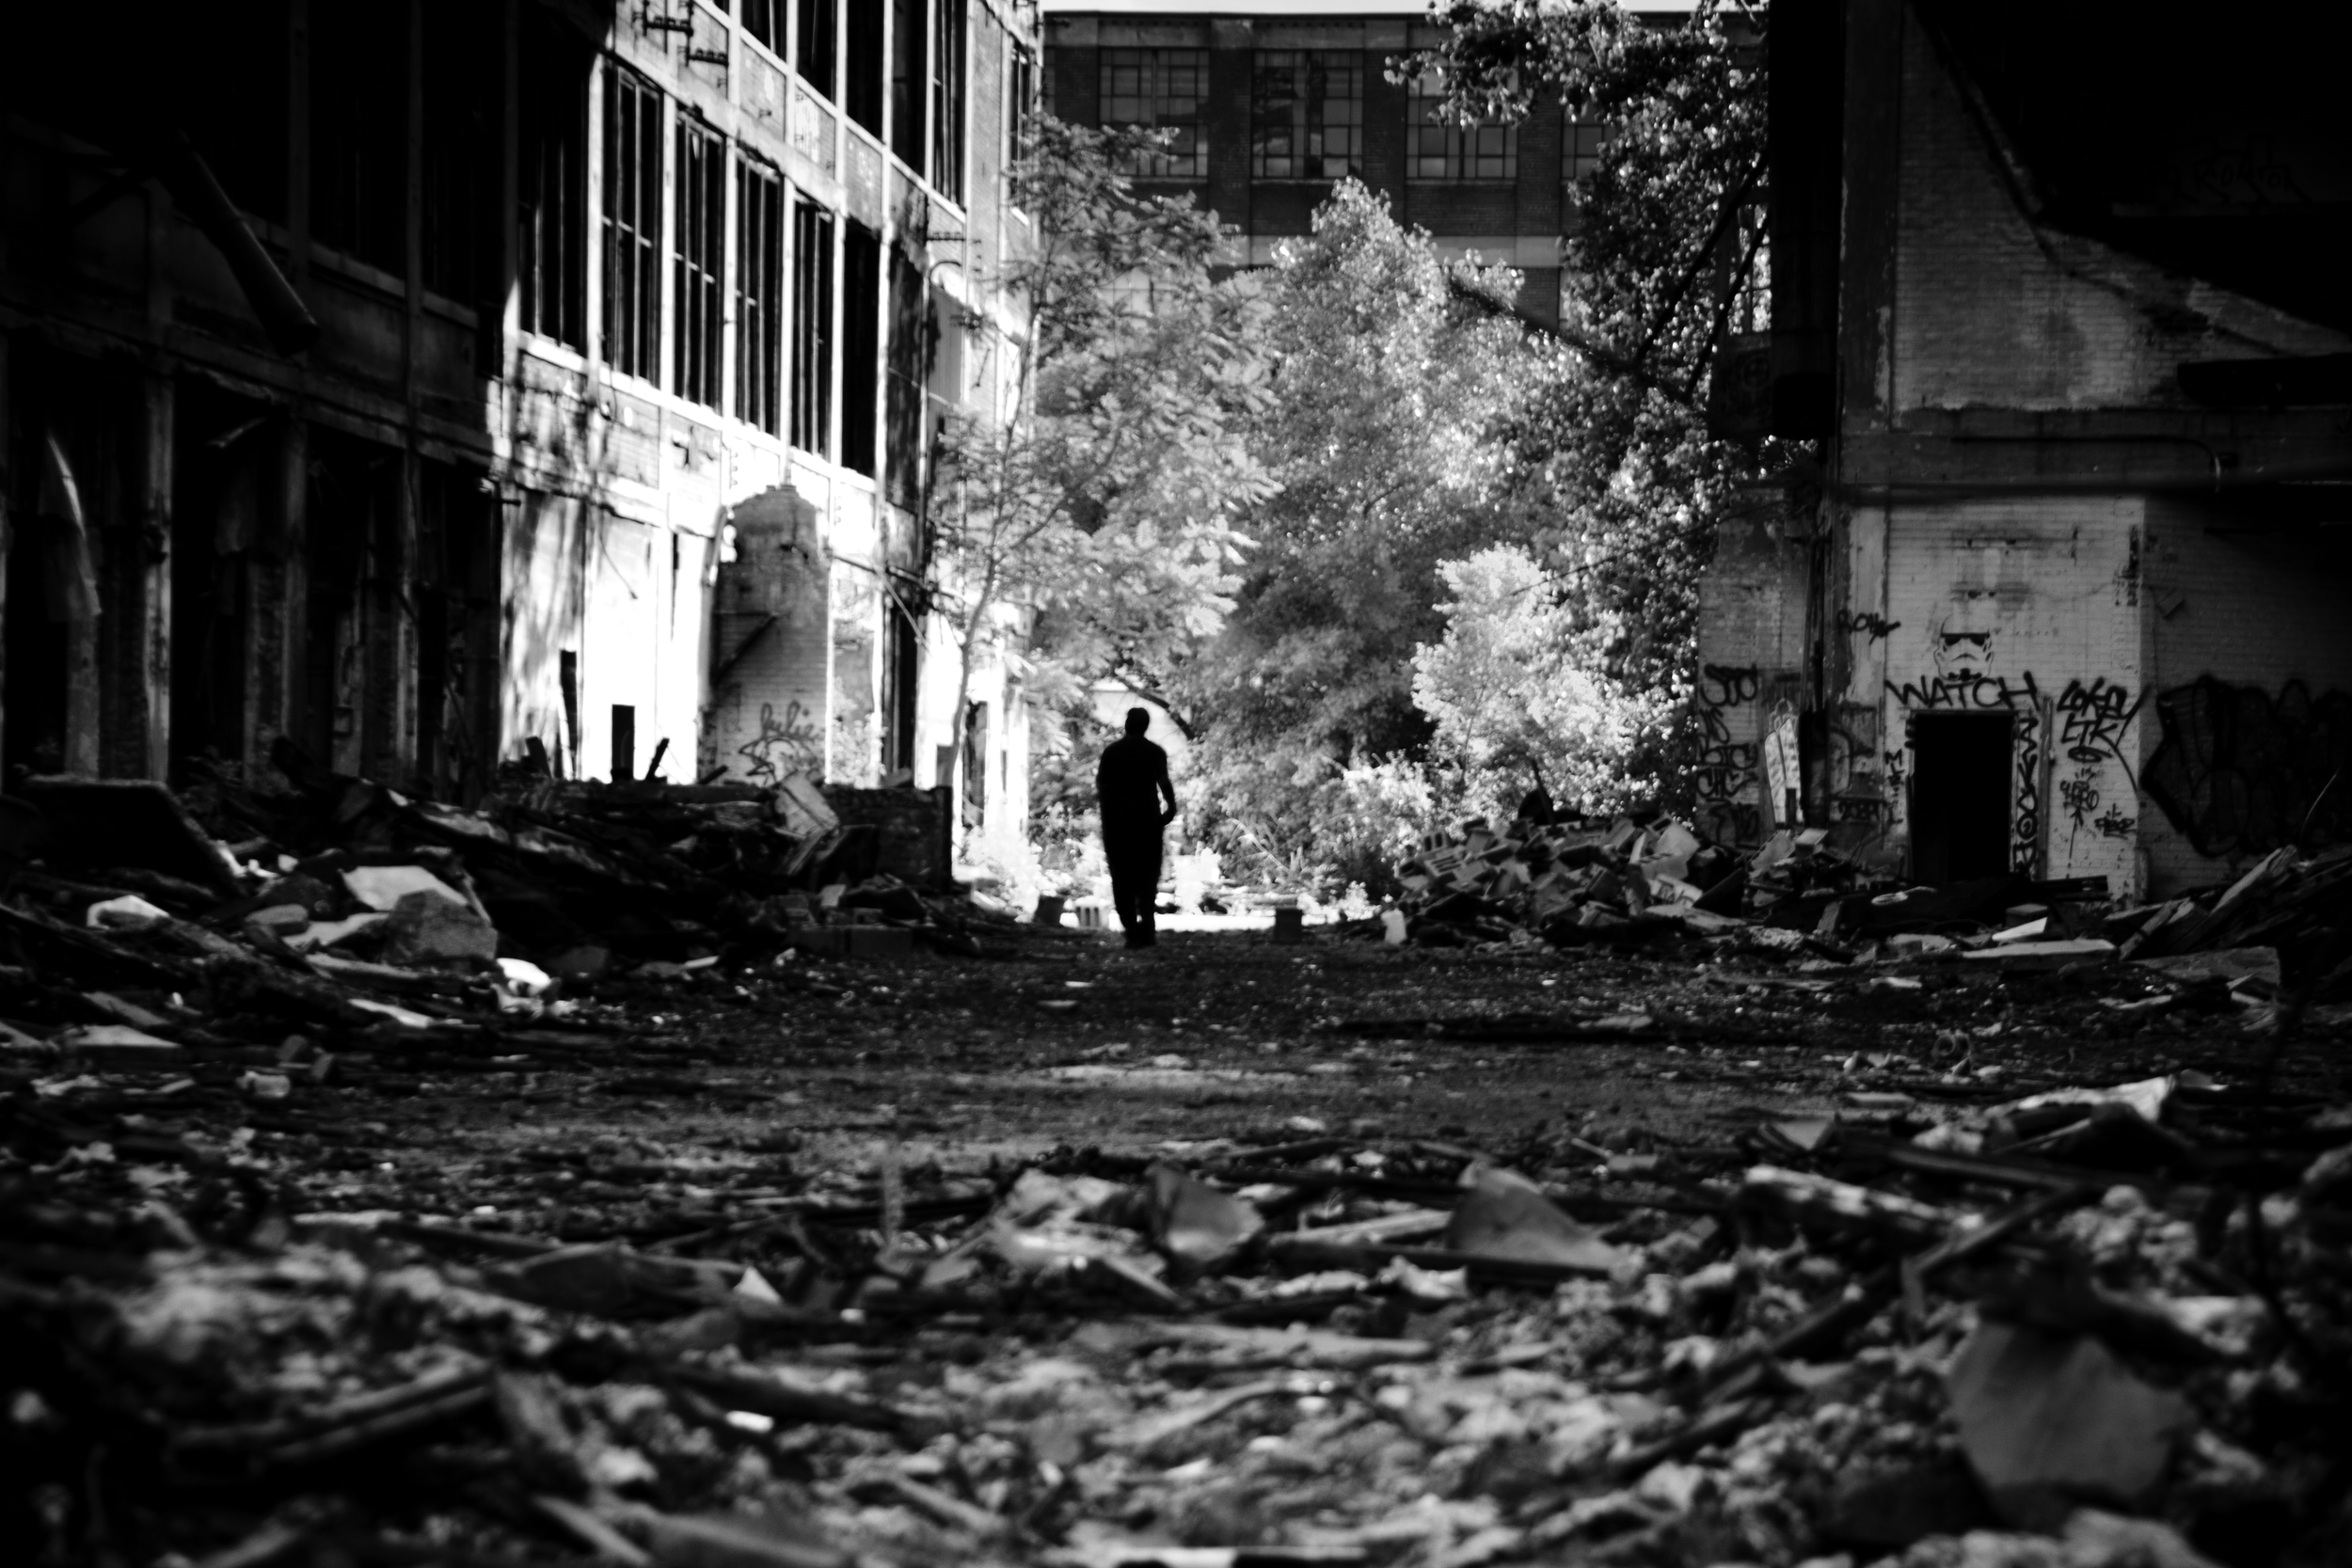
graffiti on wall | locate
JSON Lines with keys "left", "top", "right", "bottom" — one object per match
{"left": 2055, "top": 676, "right": 2143, "bottom": 776}
{"left": 736, "top": 699, "right": 823, "bottom": 784}
{"left": 2143, "top": 676, "right": 2352, "bottom": 856}
{"left": 1836, "top": 610, "right": 1901, "bottom": 641}
{"left": 1688, "top": 664, "right": 1763, "bottom": 845}
{"left": 1885, "top": 669, "right": 2052, "bottom": 874}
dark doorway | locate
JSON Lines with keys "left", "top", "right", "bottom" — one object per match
{"left": 1909, "top": 712, "right": 2013, "bottom": 883}
{"left": 169, "top": 382, "right": 271, "bottom": 782}
{"left": 880, "top": 596, "right": 918, "bottom": 782}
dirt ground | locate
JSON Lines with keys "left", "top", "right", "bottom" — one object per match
{"left": 319, "top": 923, "right": 2346, "bottom": 1220}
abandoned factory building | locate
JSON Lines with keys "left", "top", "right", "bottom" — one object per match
{"left": 1, "top": 0, "right": 1039, "bottom": 854}
{"left": 1699, "top": 0, "right": 2352, "bottom": 901}
{"left": 1040, "top": 0, "right": 1696, "bottom": 329}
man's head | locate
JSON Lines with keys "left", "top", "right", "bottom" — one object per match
{"left": 1125, "top": 707, "right": 1150, "bottom": 736}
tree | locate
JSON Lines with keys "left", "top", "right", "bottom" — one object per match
{"left": 1411, "top": 544, "right": 1660, "bottom": 819}
{"left": 1413, "top": 2, "right": 1782, "bottom": 702}
{"left": 929, "top": 118, "right": 1277, "bottom": 827}
{"left": 1166, "top": 181, "right": 1563, "bottom": 876}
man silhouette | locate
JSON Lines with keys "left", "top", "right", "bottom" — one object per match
{"left": 1096, "top": 706, "right": 1177, "bottom": 948}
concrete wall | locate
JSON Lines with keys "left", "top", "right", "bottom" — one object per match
{"left": 1774, "top": 0, "right": 2352, "bottom": 899}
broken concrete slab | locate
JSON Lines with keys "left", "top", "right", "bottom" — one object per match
{"left": 20, "top": 776, "right": 241, "bottom": 897}
{"left": 2133, "top": 946, "right": 2281, "bottom": 990}
{"left": 55, "top": 1023, "right": 183, "bottom": 1064}
{"left": 1947, "top": 1319, "right": 2192, "bottom": 1530}
{"left": 342, "top": 865, "right": 470, "bottom": 914}
{"left": 380, "top": 891, "right": 499, "bottom": 967}
{"left": 1962, "top": 938, "right": 2118, "bottom": 972}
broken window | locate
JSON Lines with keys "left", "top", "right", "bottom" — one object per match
{"left": 798, "top": 0, "right": 836, "bottom": 99}
{"left": 882, "top": 596, "right": 919, "bottom": 778}
{"left": 673, "top": 118, "right": 725, "bottom": 408}
{"left": 840, "top": 222, "right": 882, "bottom": 477}
{"left": 741, "top": 0, "right": 779, "bottom": 54}
{"left": 517, "top": 14, "right": 589, "bottom": 348}
{"left": 172, "top": 6, "right": 288, "bottom": 224}
{"left": 736, "top": 161, "right": 786, "bottom": 436}
{"left": 603, "top": 66, "right": 664, "bottom": 383}
{"left": 1406, "top": 71, "right": 1517, "bottom": 182}
{"left": 1251, "top": 51, "right": 1361, "bottom": 180}
{"left": 884, "top": 248, "right": 931, "bottom": 509}
{"left": 422, "top": 0, "right": 497, "bottom": 306}
{"left": 1008, "top": 43, "right": 1036, "bottom": 169}
{"left": 1100, "top": 49, "right": 1209, "bottom": 180}
{"left": 845, "top": 2, "right": 884, "bottom": 136}
{"left": 890, "top": 0, "right": 927, "bottom": 170}
{"left": 310, "top": 6, "right": 407, "bottom": 274}
{"left": 930, "top": 0, "right": 965, "bottom": 203}
{"left": 791, "top": 198, "right": 835, "bottom": 457}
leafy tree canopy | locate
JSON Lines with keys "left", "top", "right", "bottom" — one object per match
{"left": 1167, "top": 181, "right": 1565, "bottom": 869}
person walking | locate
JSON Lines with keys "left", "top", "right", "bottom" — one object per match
{"left": 1096, "top": 707, "right": 1177, "bottom": 948}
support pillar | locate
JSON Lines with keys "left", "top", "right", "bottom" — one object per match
{"left": 139, "top": 372, "right": 175, "bottom": 780}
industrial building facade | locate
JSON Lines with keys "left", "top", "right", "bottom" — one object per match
{"left": 1040, "top": 0, "right": 1650, "bottom": 327}
{"left": 1, "top": 0, "right": 1038, "bottom": 853}
{"left": 1698, "top": 0, "right": 2352, "bottom": 900}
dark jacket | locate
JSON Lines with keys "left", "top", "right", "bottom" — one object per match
{"left": 1097, "top": 734, "right": 1175, "bottom": 832}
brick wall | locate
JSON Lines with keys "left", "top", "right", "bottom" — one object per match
{"left": 1890, "top": 19, "right": 2344, "bottom": 415}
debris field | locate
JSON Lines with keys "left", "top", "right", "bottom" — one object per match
{"left": 6, "top": 765, "right": 2352, "bottom": 1568}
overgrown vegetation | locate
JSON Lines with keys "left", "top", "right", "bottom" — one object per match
{"left": 1014, "top": 1, "right": 1784, "bottom": 893}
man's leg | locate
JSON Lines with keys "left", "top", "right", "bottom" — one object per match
{"left": 1132, "top": 832, "right": 1163, "bottom": 945}
{"left": 1104, "top": 836, "right": 1143, "bottom": 941}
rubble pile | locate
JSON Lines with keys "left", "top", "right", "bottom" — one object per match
{"left": 1386, "top": 816, "right": 2352, "bottom": 1012}
{"left": 0, "top": 758, "right": 1010, "bottom": 1077}
{"left": 6, "top": 1047, "right": 2352, "bottom": 1567}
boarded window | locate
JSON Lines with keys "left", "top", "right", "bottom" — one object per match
{"left": 736, "top": 162, "right": 786, "bottom": 435}
{"left": 673, "top": 119, "right": 725, "bottom": 407}
{"left": 791, "top": 198, "right": 835, "bottom": 457}
{"left": 602, "top": 67, "right": 663, "bottom": 382}
{"left": 516, "top": 15, "right": 588, "bottom": 347}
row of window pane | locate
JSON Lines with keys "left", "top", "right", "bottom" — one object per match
{"left": 1096, "top": 50, "right": 1614, "bottom": 184}
{"left": 1252, "top": 51, "right": 1361, "bottom": 179}
{"left": 1100, "top": 47, "right": 1209, "bottom": 180}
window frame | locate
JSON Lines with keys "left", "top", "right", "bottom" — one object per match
{"left": 1249, "top": 49, "right": 1362, "bottom": 182}
{"left": 790, "top": 195, "right": 836, "bottom": 458}
{"left": 735, "top": 160, "right": 786, "bottom": 436}
{"left": 1406, "top": 71, "right": 1518, "bottom": 183}
{"left": 1098, "top": 47, "right": 1209, "bottom": 182}
{"left": 601, "top": 65, "right": 665, "bottom": 384}
{"left": 672, "top": 117, "right": 725, "bottom": 408}
{"left": 930, "top": 0, "right": 966, "bottom": 204}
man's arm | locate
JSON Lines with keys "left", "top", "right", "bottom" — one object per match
{"left": 1155, "top": 751, "right": 1177, "bottom": 827}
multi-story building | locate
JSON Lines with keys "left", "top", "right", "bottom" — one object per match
{"left": 1041, "top": 0, "right": 1686, "bottom": 326}
{"left": 1, "top": 0, "right": 1039, "bottom": 854}
{"left": 1698, "top": 0, "right": 2352, "bottom": 899}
